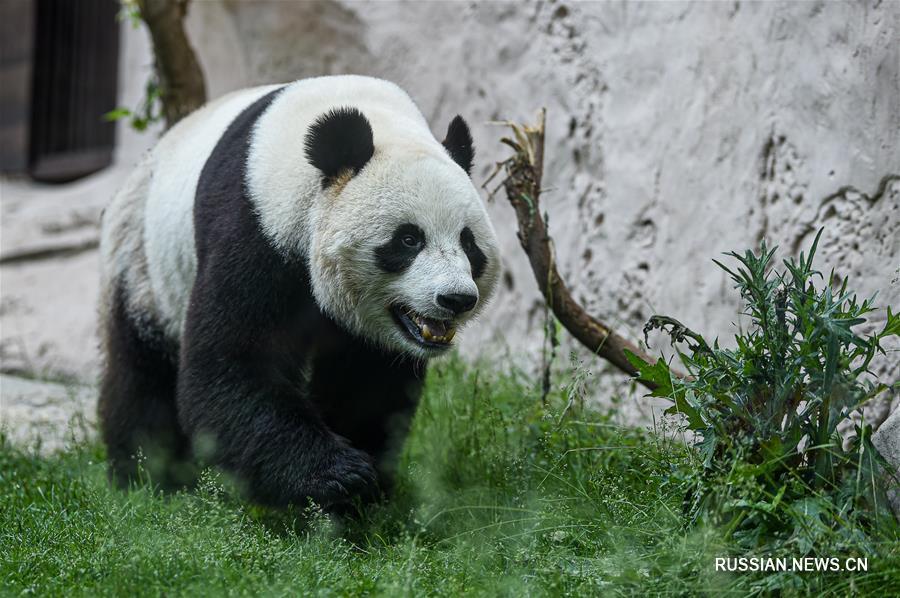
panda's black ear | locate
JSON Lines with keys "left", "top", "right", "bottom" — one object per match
{"left": 442, "top": 115, "right": 474, "bottom": 176}
{"left": 304, "top": 107, "right": 374, "bottom": 187}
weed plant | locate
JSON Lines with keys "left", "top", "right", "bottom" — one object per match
{"left": 628, "top": 230, "right": 899, "bottom": 562}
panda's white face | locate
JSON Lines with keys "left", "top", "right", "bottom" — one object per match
{"left": 309, "top": 151, "right": 500, "bottom": 359}
{"left": 247, "top": 96, "right": 499, "bottom": 359}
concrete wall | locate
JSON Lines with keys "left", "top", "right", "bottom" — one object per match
{"left": 2, "top": 1, "right": 898, "bottom": 430}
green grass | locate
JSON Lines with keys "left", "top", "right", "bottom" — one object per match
{"left": 1, "top": 357, "right": 898, "bottom": 597}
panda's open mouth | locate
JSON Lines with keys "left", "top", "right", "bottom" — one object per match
{"left": 391, "top": 304, "right": 456, "bottom": 349}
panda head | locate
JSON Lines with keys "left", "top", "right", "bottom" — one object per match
{"left": 303, "top": 107, "right": 500, "bottom": 359}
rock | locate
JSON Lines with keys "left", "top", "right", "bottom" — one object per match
{"left": 873, "top": 406, "right": 900, "bottom": 520}
{"left": 0, "top": 250, "right": 102, "bottom": 382}
{"left": 0, "top": 374, "right": 96, "bottom": 453}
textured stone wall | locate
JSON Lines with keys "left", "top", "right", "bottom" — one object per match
{"left": 186, "top": 0, "right": 899, "bottom": 410}
{"left": 2, "top": 1, "right": 898, "bottom": 433}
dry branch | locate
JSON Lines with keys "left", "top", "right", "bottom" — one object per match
{"left": 137, "top": 0, "right": 206, "bottom": 128}
{"left": 490, "top": 110, "right": 666, "bottom": 391}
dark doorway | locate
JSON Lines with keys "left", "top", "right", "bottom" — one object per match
{"left": 0, "top": 0, "right": 120, "bottom": 183}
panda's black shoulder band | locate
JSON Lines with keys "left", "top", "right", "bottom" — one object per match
{"left": 304, "top": 107, "right": 374, "bottom": 187}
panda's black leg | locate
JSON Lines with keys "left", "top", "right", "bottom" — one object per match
{"left": 308, "top": 338, "right": 425, "bottom": 498}
{"left": 98, "top": 286, "right": 194, "bottom": 490}
{"left": 175, "top": 345, "right": 380, "bottom": 507}
{"left": 175, "top": 275, "right": 380, "bottom": 508}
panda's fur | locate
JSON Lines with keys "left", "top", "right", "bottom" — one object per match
{"left": 98, "top": 76, "right": 499, "bottom": 506}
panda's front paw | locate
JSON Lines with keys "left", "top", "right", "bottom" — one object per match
{"left": 309, "top": 444, "right": 379, "bottom": 507}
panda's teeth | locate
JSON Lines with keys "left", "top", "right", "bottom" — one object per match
{"left": 399, "top": 306, "right": 455, "bottom": 344}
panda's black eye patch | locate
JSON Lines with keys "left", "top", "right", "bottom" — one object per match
{"left": 461, "top": 227, "right": 487, "bottom": 279}
{"left": 375, "top": 224, "right": 425, "bottom": 273}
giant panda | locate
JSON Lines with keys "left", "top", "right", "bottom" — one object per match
{"left": 98, "top": 75, "right": 500, "bottom": 507}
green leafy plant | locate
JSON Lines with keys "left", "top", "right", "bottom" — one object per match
{"left": 628, "top": 229, "right": 899, "bottom": 551}
{"left": 104, "top": 75, "right": 163, "bottom": 133}
{"left": 116, "top": 0, "right": 142, "bottom": 28}
{"left": 104, "top": 1, "right": 163, "bottom": 132}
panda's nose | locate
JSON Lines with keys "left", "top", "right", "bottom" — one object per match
{"left": 437, "top": 293, "right": 478, "bottom": 315}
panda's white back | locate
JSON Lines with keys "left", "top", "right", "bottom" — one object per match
{"left": 102, "top": 75, "right": 434, "bottom": 343}
{"left": 102, "top": 84, "right": 280, "bottom": 340}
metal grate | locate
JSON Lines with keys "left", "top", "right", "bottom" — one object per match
{"left": 29, "top": 0, "right": 120, "bottom": 183}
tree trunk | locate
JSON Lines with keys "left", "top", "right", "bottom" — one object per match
{"left": 137, "top": 0, "right": 206, "bottom": 128}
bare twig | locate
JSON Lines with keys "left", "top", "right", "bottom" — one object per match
{"left": 137, "top": 0, "right": 206, "bottom": 128}
{"left": 491, "top": 110, "right": 676, "bottom": 391}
